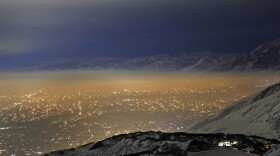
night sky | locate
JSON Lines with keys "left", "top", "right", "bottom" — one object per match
{"left": 1, "top": 0, "right": 280, "bottom": 62}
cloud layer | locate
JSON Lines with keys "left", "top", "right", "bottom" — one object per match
{"left": 0, "top": 0, "right": 280, "bottom": 58}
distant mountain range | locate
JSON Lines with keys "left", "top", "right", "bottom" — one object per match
{"left": 3, "top": 38, "right": 280, "bottom": 72}
{"left": 4, "top": 52, "right": 231, "bottom": 72}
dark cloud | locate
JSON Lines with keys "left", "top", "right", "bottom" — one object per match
{"left": 0, "top": 0, "right": 280, "bottom": 59}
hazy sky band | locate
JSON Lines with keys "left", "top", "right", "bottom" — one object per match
{"left": 1, "top": 0, "right": 280, "bottom": 59}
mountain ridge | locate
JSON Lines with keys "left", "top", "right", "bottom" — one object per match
{"left": 2, "top": 38, "right": 280, "bottom": 72}
{"left": 214, "top": 39, "right": 280, "bottom": 72}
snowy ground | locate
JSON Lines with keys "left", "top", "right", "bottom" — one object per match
{"left": 188, "top": 147, "right": 257, "bottom": 156}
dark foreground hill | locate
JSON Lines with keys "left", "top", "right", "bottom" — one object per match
{"left": 44, "top": 131, "right": 279, "bottom": 156}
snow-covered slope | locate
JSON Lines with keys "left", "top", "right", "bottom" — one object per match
{"left": 188, "top": 82, "right": 280, "bottom": 139}
{"left": 44, "top": 132, "right": 279, "bottom": 156}
{"left": 265, "top": 145, "right": 280, "bottom": 156}
{"left": 182, "top": 55, "right": 220, "bottom": 72}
